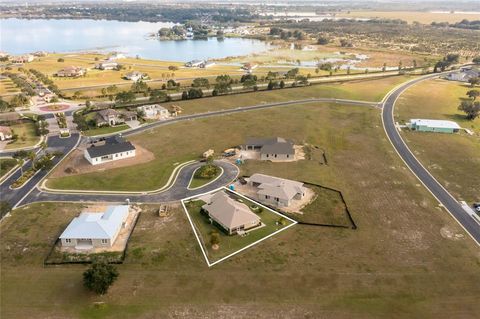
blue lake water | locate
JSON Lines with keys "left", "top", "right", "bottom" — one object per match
{"left": 0, "top": 18, "right": 273, "bottom": 61}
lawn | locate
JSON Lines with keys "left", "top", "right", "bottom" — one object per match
{"left": 0, "top": 158, "right": 18, "bottom": 179}
{"left": 46, "top": 76, "right": 413, "bottom": 192}
{"left": 184, "top": 193, "right": 293, "bottom": 263}
{"left": 188, "top": 164, "right": 222, "bottom": 189}
{"left": 83, "top": 125, "right": 130, "bottom": 137}
{"left": 295, "top": 185, "right": 351, "bottom": 226}
{"left": 0, "top": 78, "right": 20, "bottom": 95}
{"left": 4, "top": 121, "right": 40, "bottom": 150}
{"left": 395, "top": 78, "right": 480, "bottom": 202}
{"left": 162, "top": 74, "right": 412, "bottom": 116}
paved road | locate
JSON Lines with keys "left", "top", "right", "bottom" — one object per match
{"left": 0, "top": 133, "right": 80, "bottom": 208}
{"left": 20, "top": 160, "right": 238, "bottom": 206}
{"left": 382, "top": 73, "right": 480, "bottom": 246}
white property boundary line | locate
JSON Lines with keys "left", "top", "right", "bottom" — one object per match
{"left": 181, "top": 186, "right": 298, "bottom": 267}
{"left": 381, "top": 72, "right": 480, "bottom": 247}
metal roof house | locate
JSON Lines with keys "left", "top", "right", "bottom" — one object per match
{"left": 248, "top": 173, "right": 306, "bottom": 208}
{"left": 243, "top": 137, "right": 295, "bottom": 161}
{"left": 409, "top": 119, "right": 461, "bottom": 134}
{"left": 202, "top": 191, "right": 261, "bottom": 235}
{"left": 59, "top": 205, "right": 130, "bottom": 250}
{"left": 84, "top": 135, "right": 136, "bottom": 165}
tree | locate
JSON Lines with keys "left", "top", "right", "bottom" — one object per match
{"left": 149, "top": 89, "right": 167, "bottom": 102}
{"left": 83, "top": 261, "right": 119, "bottom": 295}
{"left": 279, "top": 80, "right": 285, "bottom": 89}
{"left": 473, "top": 57, "right": 480, "bottom": 64}
{"left": 317, "top": 36, "right": 329, "bottom": 45}
{"left": 466, "top": 90, "right": 479, "bottom": 100}
{"left": 131, "top": 80, "right": 149, "bottom": 94}
{"left": 10, "top": 94, "right": 29, "bottom": 108}
{"left": 285, "top": 68, "right": 299, "bottom": 79}
{"left": 187, "top": 88, "right": 203, "bottom": 99}
{"left": 115, "top": 91, "right": 135, "bottom": 104}
{"left": 210, "top": 232, "right": 220, "bottom": 247}
{"left": 181, "top": 91, "right": 188, "bottom": 100}
{"left": 192, "top": 77, "right": 209, "bottom": 88}
{"left": 458, "top": 100, "right": 480, "bottom": 120}
{"left": 57, "top": 58, "right": 64, "bottom": 62}
{"left": 469, "top": 77, "right": 479, "bottom": 88}
{"left": 168, "top": 65, "right": 179, "bottom": 71}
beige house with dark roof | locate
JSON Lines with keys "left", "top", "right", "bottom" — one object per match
{"left": 248, "top": 174, "right": 306, "bottom": 208}
{"left": 0, "top": 126, "right": 13, "bottom": 141}
{"left": 202, "top": 191, "right": 261, "bottom": 235}
{"left": 56, "top": 66, "right": 85, "bottom": 77}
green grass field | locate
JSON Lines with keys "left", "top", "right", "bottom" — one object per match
{"left": 46, "top": 75, "right": 412, "bottom": 191}
{"left": 184, "top": 194, "right": 292, "bottom": 263}
{"left": 188, "top": 165, "right": 222, "bottom": 189}
{"left": 395, "top": 78, "right": 480, "bottom": 202}
{"left": 0, "top": 158, "right": 18, "bottom": 179}
{"left": 4, "top": 122, "right": 40, "bottom": 150}
{"left": 83, "top": 124, "right": 130, "bottom": 137}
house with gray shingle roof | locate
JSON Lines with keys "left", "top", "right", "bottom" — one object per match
{"left": 202, "top": 191, "right": 261, "bottom": 235}
{"left": 243, "top": 137, "right": 295, "bottom": 161}
{"left": 59, "top": 205, "right": 130, "bottom": 249}
{"left": 84, "top": 135, "right": 136, "bottom": 165}
{"left": 248, "top": 174, "right": 306, "bottom": 208}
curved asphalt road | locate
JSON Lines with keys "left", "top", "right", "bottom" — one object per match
{"left": 19, "top": 160, "right": 238, "bottom": 206}
{"left": 382, "top": 73, "right": 480, "bottom": 246}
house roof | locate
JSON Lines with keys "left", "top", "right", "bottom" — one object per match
{"left": 0, "top": 126, "right": 12, "bottom": 134}
{"left": 249, "top": 173, "right": 304, "bottom": 201}
{"left": 410, "top": 119, "right": 461, "bottom": 129}
{"left": 98, "top": 108, "right": 120, "bottom": 118}
{"left": 86, "top": 135, "right": 136, "bottom": 158}
{"left": 202, "top": 191, "right": 260, "bottom": 230}
{"left": 59, "top": 205, "right": 129, "bottom": 240}
{"left": 245, "top": 137, "right": 295, "bottom": 155}
{"left": 260, "top": 142, "right": 295, "bottom": 155}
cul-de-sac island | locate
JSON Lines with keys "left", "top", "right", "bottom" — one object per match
{"left": 0, "top": 1, "right": 479, "bottom": 318}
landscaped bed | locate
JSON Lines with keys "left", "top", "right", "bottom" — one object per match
{"left": 183, "top": 189, "right": 294, "bottom": 264}
{"left": 188, "top": 164, "right": 222, "bottom": 189}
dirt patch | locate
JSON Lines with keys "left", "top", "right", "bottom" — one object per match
{"left": 50, "top": 142, "right": 155, "bottom": 178}
{"left": 440, "top": 226, "right": 465, "bottom": 241}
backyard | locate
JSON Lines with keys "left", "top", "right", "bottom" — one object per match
{"left": 395, "top": 78, "right": 480, "bottom": 202}
{"left": 184, "top": 192, "right": 293, "bottom": 263}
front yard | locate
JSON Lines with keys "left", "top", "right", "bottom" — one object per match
{"left": 4, "top": 121, "right": 40, "bottom": 150}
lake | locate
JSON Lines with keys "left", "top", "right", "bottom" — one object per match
{"left": 0, "top": 18, "right": 273, "bottom": 61}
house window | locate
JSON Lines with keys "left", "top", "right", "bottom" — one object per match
{"left": 266, "top": 154, "right": 269, "bottom": 158}
{"left": 275, "top": 197, "right": 279, "bottom": 202}
{"left": 287, "top": 154, "right": 289, "bottom": 158}
{"left": 274, "top": 154, "right": 277, "bottom": 158}
{"left": 65, "top": 238, "right": 72, "bottom": 243}
{"left": 101, "top": 239, "right": 108, "bottom": 244}
{"left": 265, "top": 195, "right": 270, "bottom": 199}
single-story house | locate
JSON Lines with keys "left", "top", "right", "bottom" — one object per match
{"left": 243, "top": 137, "right": 295, "bottom": 161}
{"left": 242, "top": 63, "right": 258, "bottom": 72}
{"left": 137, "top": 104, "right": 169, "bottom": 119}
{"left": 84, "top": 135, "right": 136, "bottom": 165}
{"left": 124, "top": 71, "right": 145, "bottom": 81}
{"left": 202, "top": 191, "right": 261, "bottom": 235}
{"left": 446, "top": 67, "right": 480, "bottom": 82}
{"left": 408, "top": 119, "right": 461, "bottom": 133}
{"left": 59, "top": 205, "right": 130, "bottom": 249}
{"left": 95, "top": 61, "right": 118, "bottom": 70}
{"left": 95, "top": 109, "right": 123, "bottom": 127}
{"left": 185, "top": 60, "right": 205, "bottom": 68}
{"left": 248, "top": 173, "right": 306, "bottom": 208}
{"left": 95, "top": 109, "right": 136, "bottom": 127}
{"left": 56, "top": 66, "right": 85, "bottom": 77}
{"left": 10, "top": 54, "right": 34, "bottom": 63}
{"left": 0, "top": 126, "right": 13, "bottom": 141}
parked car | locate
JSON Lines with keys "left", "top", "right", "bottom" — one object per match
{"left": 473, "top": 203, "right": 480, "bottom": 213}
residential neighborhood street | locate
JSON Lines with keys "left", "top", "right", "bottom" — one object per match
{"left": 382, "top": 73, "right": 480, "bottom": 245}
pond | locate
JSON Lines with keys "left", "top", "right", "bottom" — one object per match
{"left": 1, "top": 18, "right": 273, "bottom": 61}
